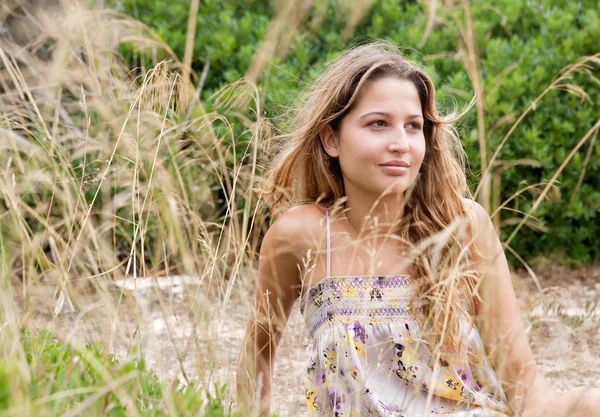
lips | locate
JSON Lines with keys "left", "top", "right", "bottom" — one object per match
{"left": 380, "top": 160, "right": 410, "bottom": 176}
{"left": 380, "top": 161, "right": 410, "bottom": 167}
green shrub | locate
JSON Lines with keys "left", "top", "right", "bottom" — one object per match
{"left": 112, "top": 0, "right": 600, "bottom": 266}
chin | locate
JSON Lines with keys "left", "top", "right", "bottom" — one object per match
{"left": 370, "top": 183, "right": 408, "bottom": 199}
{"left": 387, "top": 178, "right": 412, "bottom": 192}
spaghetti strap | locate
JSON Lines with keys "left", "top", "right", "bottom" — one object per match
{"left": 325, "top": 209, "right": 331, "bottom": 278}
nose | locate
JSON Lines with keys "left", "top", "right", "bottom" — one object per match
{"left": 387, "top": 126, "right": 410, "bottom": 152}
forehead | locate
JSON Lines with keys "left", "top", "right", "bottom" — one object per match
{"left": 351, "top": 77, "right": 422, "bottom": 115}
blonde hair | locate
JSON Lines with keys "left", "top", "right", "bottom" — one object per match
{"left": 265, "top": 40, "right": 479, "bottom": 356}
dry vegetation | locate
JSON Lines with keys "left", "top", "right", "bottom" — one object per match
{"left": 0, "top": 1, "right": 598, "bottom": 416}
{"left": 11, "top": 264, "right": 600, "bottom": 416}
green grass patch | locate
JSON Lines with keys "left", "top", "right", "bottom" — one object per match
{"left": 0, "top": 329, "right": 251, "bottom": 417}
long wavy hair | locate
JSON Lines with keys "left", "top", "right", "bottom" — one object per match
{"left": 264, "top": 40, "right": 480, "bottom": 357}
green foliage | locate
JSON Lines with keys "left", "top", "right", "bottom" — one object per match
{"left": 113, "top": 0, "right": 600, "bottom": 265}
{"left": 0, "top": 329, "right": 249, "bottom": 417}
{"left": 113, "top": 0, "right": 272, "bottom": 98}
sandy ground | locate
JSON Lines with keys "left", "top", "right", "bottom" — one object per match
{"left": 14, "top": 264, "right": 600, "bottom": 416}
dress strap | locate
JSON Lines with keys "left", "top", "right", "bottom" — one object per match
{"left": 325, "top": 209, "right": 331, "bottom": 277}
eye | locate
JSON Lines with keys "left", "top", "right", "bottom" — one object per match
{"left": 368, "top": 119, "right": 388, "bottom": 128}
{"left": 407, "top": 121, "right": 423, "bottom": 131}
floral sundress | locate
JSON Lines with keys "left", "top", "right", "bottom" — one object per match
{"left": 298, "top": 210, "right": 512, "bottom": 417}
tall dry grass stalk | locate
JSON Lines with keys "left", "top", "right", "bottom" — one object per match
{"left": 0, "top": 0, "right": 270, "bottom": 294}
{"left": 0, "top": 1, "right": 272, "bottom": 414}
{"left": 456, "top": 0, "right": 490, "bottom": 216}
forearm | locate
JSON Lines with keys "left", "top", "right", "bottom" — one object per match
{"left": 236, "top": 320, "right": 279, "bottom": 416}
{"left": 519, "top": 387, "right": 600, "bottom": 417}
{"left": 476, "top": 310, "right": 556, "bottom": 413}
{"left": 484, "top": 326, "right": 551, "bottom": 413}
{"left": 236, "top": 351, "right": 273, "bottom": 416}
{"left": 502, "top": 361, "right": 558, "bottom": 416}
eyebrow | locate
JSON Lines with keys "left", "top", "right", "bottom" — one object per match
{"left": 359, "top": 111, "right": 424, "bottom": 120}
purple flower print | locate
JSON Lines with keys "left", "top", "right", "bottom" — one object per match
{"left": 372, "top": 276, "right": 387, "bottom": 289}
{"left": 326, "top": 279, "right": 338, "bottom": 291}
{"left": 327, "top": 389, "right": 345, "bottom": 412}
{"left": 457, "top": 368, "right": 472, "bottom": 383}
{"left": 379, "top": 400, "right": 404, "bottom": 413}
{"left": 353, "top": 322, "right": 367, "bottom": 344}
{"left": 395, "top": 360, "right": 417, "bottom": 383}
{"left": 317, "top": 369, "right": 327, "bottom": 384}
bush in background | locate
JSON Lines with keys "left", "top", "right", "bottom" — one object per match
{"left": 114, "top": 0, "right": 600, "bottom": 266}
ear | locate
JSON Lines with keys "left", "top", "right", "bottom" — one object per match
{"left": 318, "top": 124, "right": 339, "bottom": 158}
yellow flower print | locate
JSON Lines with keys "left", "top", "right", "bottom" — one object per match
{"left": 348, "top": 367, "right": 360, "bottom": 382}
{"left": 305, "top": 388, "right": 318, "bottom": 413}
{"left": 432, "top": 375, "right": 465, "bottom": 402}
{"left": 354, "top": 340, "right": 366, "bottom": 359}
{"left": 323, "top": 348, "right": 337, "bottom": 372}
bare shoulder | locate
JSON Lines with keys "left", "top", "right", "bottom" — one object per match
{"left": 460, "top": 198, "right": 501, "bottom": 260}
{"left": 460, "top": 197, "right": 485, "bottom": 216}
{"left": 263, "top": 203, "right": 327, "bottom": 260}
{"left": 460, "top": 197, "right": 494, "bottom": 233}
{"left": 257, "top": 204, "right": 326, "bottom": 303}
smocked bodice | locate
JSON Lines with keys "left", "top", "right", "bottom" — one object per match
{"left": 300, "top": 275, "right": 418, "bottom": 339}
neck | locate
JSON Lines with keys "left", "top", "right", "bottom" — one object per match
{"left": 343, "top": 190, "right": 407, "bottom": 240}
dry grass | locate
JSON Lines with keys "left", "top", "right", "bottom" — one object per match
{"left": 0, "top": 1, "right": 270, "bottom": 414}
{"left": 0, "top": 1, "right": 599, "bottom": 417}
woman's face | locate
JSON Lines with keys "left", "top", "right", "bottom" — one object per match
{"left": 321, "top": 77, "right": 427, "bottom": 200}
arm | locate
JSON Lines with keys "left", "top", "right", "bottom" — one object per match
{"left": 236, "top": 211, "right": 305, "bottom": 416}
{"left": 468, "top": 201, "right": 558, "bottom": 415}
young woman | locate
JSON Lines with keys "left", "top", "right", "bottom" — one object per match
{"left": 236, "top": 41, "right": 600, "bottom": 417}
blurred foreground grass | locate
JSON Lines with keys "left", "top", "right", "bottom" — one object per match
{"left": 0, "top": 1, "right": 269, "bottom": 415}
{"left": 0, "top": 329, "right": 240, "bottom": 417}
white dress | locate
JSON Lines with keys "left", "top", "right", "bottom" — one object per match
{"left": 299, "top": 210, "right": 512, "bottom": 417}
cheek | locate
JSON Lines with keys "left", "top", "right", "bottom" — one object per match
{"left": 410, "top": 139, "right": 427, "bottom": 175}
{"left": 340, "top": 135, "right": 377, "bottom": 163}
{"left": 416, "top": 138, "right": 427, "bottom": 163}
